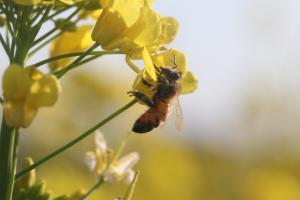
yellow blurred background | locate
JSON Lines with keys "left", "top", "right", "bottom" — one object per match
{"left": 17, "top": 68, "right": 300, "bottom": 200}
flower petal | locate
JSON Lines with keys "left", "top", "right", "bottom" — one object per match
{"left": 94, "top": 130, "right": 108, "bottom": 155}
{"left": 3, "top": 64, "right": 31, "bottom": 101}
{"left": 152, "top": 49, "right": 187, "bottom": 76}
{"left": 126, "top": 6, "right": 161, "bottom": 47}
{"left": 180, "top": 71, "right": 198, "bottom": 94}
{"left": 104, "top": 152, "right": 139, "bottom": 183}
{"left": 85, "top": 151, "right": 97, "bottom": 172}
{"left": 50, "top": 25, "right": 93, "bottom": 70}
{"left": 92, "top": 0, "right": 142, "bottom": 49}
{"left": 27, "top": 70, "right": 61, "bottom": 107}
{"left": 3, "top": 101, "right": 37, "bottom": 128}
{"left": 159, "top": 17, "right": 179, "bottom": 45}
{"left": 109, "top": 0, "right": 141, "bottom": 27}
{"left": 142, "top": 47, "right": 157, "bottom": 81}
{"left": 92, "top": 10, "right": 129, "bottom": 49}
{"left": 122, "top": 169, "right": 135, "bottom": 184}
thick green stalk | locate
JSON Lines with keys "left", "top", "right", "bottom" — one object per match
{"left": 0, "top": 118, "right": 16, "bottom": 200}
{"left": 0, "top": 4, "right": 33, "bottom": 200}
{"left": 15, "top": 99, "right": 138, "bottom": 181}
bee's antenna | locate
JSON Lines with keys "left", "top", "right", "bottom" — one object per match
{"left": 172, "top": 54, "right": 177, "bottom": 69}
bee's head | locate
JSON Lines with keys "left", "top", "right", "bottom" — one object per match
{"left": 160, "top": 67, "right": 181, "bottom": 81}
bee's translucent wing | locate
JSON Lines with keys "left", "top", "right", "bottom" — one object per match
{"left": 174, "top": 96, "right": 184, "bottom": 132}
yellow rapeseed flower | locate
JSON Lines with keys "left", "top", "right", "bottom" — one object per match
{"left": 156, "top": 17, "right": 179, "bottom": 46}
{"left": 92, "top": 0, "right": 174, "bottom": 54}
{"left": 132, "top": 49, "right": 198, "bottom": 99}
{"left": 92, "top": 0, "right": 179, "bottom": 79}
{"left": 2, "top": 64, "right": 61, "bottom": 128}
{"left": 49, "top": 25, "right": 93, "bottom": 70}
{"left": 91, "top": 0, "right": 142, "bottom": 50}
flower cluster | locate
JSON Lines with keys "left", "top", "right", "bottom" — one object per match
{"left": 90, "top": 0, "right": 198, "bottom": 97}
{"left": 2, "top": 0, "right": 197, "bottom": 128}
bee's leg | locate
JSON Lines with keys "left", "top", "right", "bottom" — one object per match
{"left": 142, "top": 78, "right": 156, "bottom": 91}
{"left": 127, "top": 91, "right": 155, "bottom": 107}
{"left": 154, "top": 65, "right": 161, "bottom": 74}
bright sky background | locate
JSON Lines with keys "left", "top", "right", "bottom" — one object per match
{"left": 153, "top": 0, "right": 300, "bottom": 153}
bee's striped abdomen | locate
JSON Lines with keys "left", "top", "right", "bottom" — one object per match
{"left": 132, "top": 101, "right": 169, "bottom": 133}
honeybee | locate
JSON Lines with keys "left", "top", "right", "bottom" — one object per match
{"left": 128, "top": 61, "right": 183, "bottom": 133}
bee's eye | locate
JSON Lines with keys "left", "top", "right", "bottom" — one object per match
{"left": 170, "top": 72, "right": 181, "bottom": 80}
{"left": 160, "top": 67, "right": 181, "bottom": 81}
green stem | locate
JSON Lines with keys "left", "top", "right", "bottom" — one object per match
{"left": 1, "top": 3, "right": 14, "bottom": 37}
{"left": 112, "top": 132, "right": 131, "bottom": 164}
{"left": 80, "top": 178, "right": 104, "bottom": 200}
{"left": 29, "top": 15, "right": 81, "bottom": 57}
{"left": 55, "top": 42, "right": 99, "bottom": 78}
{"left": 0, "top": 33, "right": 12, "bottom": 61}
{"left": 45, "top": 4, "right": 73, "bottom": 21}
{"left": 30, "top": 6, "right": 44, "bottom": 25}
{"left": 28, "top": 31, "right": 63, "bottom": 57}
{"left": 15, "top": 99, "right": 138, "bottom": 181}
{"left": 125, "top": 56, "right": 141, "bottom": 73}
{"left": 32, "top": 5, "right": 81, "bottom": 47}
{"left": 0, "top": 118, "right": 16, "bottom": 200}
{"left": 75, "top": 55, "right": 100, "bottom": 66}
{"left": 14, "top": 6, "right": 34, "bottom": 65}
{"left": 124, "top": 171, "right": 140, "bottom": 200}
{"left": 30, "top": 50, "right": 122, "bottom": 68}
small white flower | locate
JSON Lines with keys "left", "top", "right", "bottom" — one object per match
{"left": 84, "top": 151, "right": 97, "bottom": 172}
{"left": 85, "top": 131, "right": 140, "bottom": 185}
{"left": 103, "top": 152, "right": 139, "bottom": 184}
{"left": 84, "top": 131, "right": 110, "bottom": 175}
{"left": 122, "top": 168, "right": 136, "bottom": 185}
{"left": 95, "top": 130, "right": 107, "bottom": 155}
